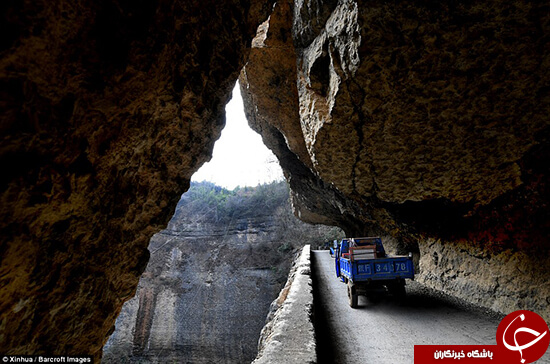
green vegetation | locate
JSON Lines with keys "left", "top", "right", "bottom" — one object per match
{"left": 173, "top": 181, "right": 290, "bottom": 224}
{"left": 171, "top": 181, "right": 344, "bottom": 247}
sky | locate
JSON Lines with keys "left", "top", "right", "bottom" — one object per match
{"left": 191, "top": 83, "right": 284, "bottom": 190}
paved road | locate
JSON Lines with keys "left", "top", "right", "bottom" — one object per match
{"left": 313, "top": 250, "right": 511, "bottom": 363}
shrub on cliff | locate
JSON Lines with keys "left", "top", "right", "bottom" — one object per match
{"left": 172, "top": 180, "right": 289, "bottom": 224}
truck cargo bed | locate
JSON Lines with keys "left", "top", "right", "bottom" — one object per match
{"left": 339, "top": 256, "right": 414, "bottom": 282}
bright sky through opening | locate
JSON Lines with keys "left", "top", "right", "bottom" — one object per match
{"left": 191, "top": 83, "right": 284, "bottom": 190}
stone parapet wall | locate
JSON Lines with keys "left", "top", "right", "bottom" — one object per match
{"left": 253, "top": 245, "right": 316, "bottom": 364}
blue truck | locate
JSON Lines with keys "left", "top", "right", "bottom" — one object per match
{"left": 334, "top": 237, "right": 415, "bottom": 308}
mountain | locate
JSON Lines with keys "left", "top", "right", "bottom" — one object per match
{"left": 103, "top": 181, "right": 342, "bottom": 363}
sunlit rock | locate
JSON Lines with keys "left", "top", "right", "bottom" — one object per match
{"left": 242, "top": 0, "right": 550, "bottom": 320}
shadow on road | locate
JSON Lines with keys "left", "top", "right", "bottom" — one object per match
{"left": 311, "top": 251, "right": 336, "bottom": 364}
{"left": 311, "top": 250, "right": 505, "bottom": 364}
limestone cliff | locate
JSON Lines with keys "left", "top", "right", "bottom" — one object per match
{"left": 103, "top": 229, "right": 286, "bottom": 364}
{"left": 102, "top": 182, "right": 341, "bottom": 363}
{"left": 241, "top": 0, "right": 550, "bottom": 319}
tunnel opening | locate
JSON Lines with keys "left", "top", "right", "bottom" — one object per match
{"left": 101, "top": 82, "right": 344, "bottom": 363}
{"left": 190, "top": 82, "right": 284, "bottom": 189}
{"left": 3, "top": 0, "right": 550, "bottom": 360}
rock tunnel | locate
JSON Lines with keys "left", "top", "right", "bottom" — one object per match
{"left": 1, "top": 0, "right": 549, "bottom": 360}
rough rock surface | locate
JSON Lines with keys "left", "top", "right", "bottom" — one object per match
{"left": 241, "top": 0, "right": 550, "bottom": 320}
{"left": 418, "top": 238, "right": 550, "bottom": 318}
{"left": 103, "top": 220, "right": 289, "bottom": 363}
{"left": 2, "top": 0, "right": 550, "bottom": 360}
{"left": 252, "top": 246, "right": 316, "bottom": 364}
{"left": 0, "top": 0, "right": 273, "bottom": 359}
{"left": 102, "top": 184, "right": 340, "bottom": 363}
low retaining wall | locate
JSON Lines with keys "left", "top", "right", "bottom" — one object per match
{"left": 252, "top": 245, "right": 316, "bottom": 364}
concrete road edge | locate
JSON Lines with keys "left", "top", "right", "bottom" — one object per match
{"left": 252, "top": 245, "right": 316, "bottom": 364}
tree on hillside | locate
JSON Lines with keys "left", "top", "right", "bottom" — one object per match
{"left": 172, "top": 181, "right": 289, "bottom": 224}
{"left": 168, "top": 180, "right": 344, "bottom": 246}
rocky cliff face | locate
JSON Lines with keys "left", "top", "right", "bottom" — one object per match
{"left": 102, "top": 226, "right": 287, "bottom": 364}
{"left": 1, "top": 0, "right": 549, "bottom": 359}
{"left": 241, "top": 0, "right": 550, "bottom": 320}
{"left": 102, "top": 183, "right": 340, "bottom": 363}
{"left": 0, "top": 0, "right": 274, "bottom": 359}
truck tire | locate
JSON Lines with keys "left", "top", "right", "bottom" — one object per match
{"left": 348, "top": 282, "right": 358, "bottom": 308}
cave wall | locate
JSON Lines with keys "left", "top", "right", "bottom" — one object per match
{"left": 418, "top": 237, "right": 550, "bottom": 317}
{"left": 0, "top": 0, "right": 274, "bottom": 359}
{"left": 240, "top": 0, "right": 550, "bottom": 320}
{"left": 2, "top": 0, "right": 549, "bottom": 359}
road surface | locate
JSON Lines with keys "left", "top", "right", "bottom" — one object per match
{"left": 312, "top": 250, "right": 527, "bottom": 363}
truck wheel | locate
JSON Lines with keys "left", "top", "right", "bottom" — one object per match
{"left": 348, "top": 282, "right": 358, "bottom": 308}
